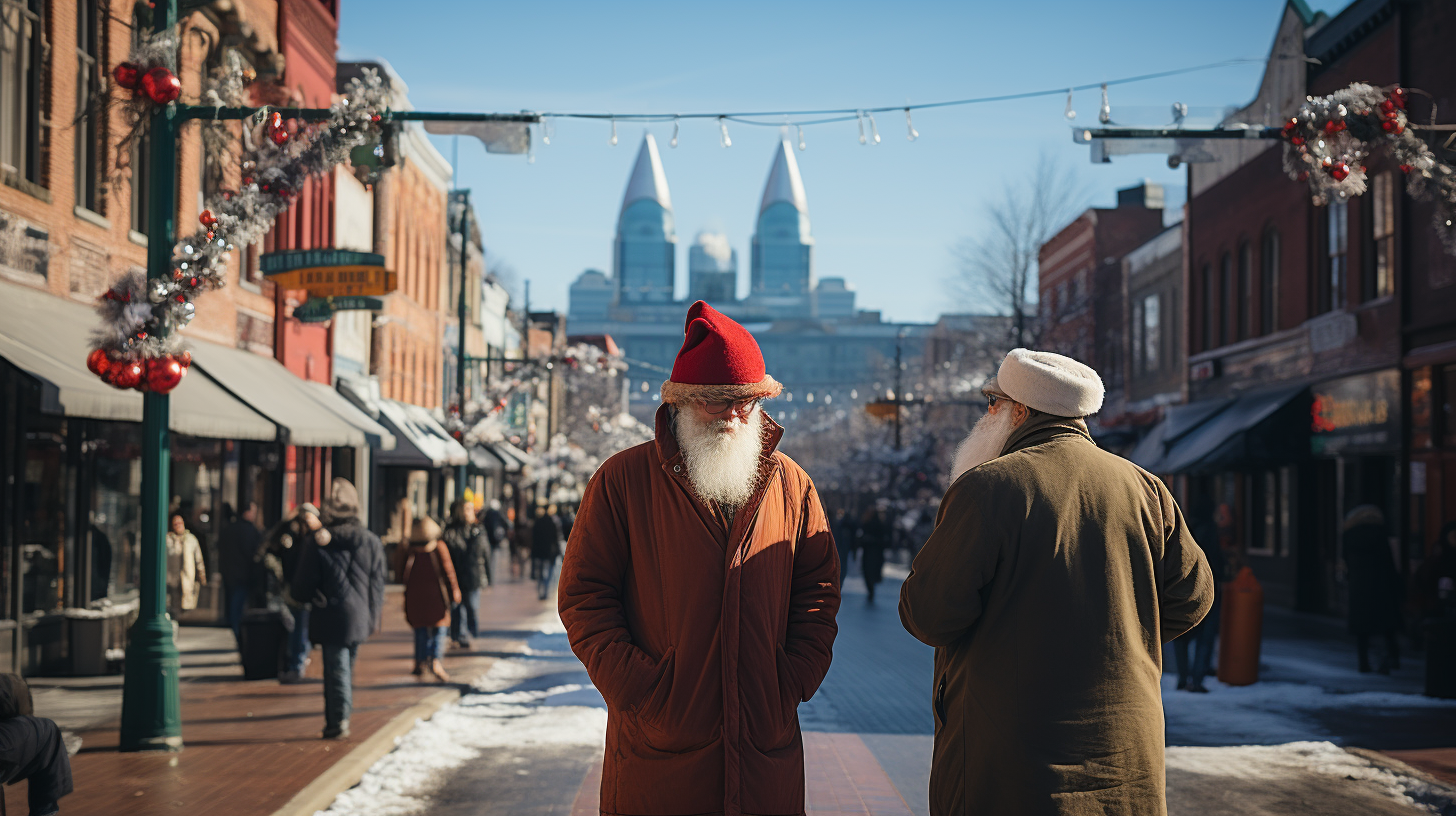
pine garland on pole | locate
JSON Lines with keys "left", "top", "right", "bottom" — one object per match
{"left": 89, "top": 29, "right": 390, "bottom": 394}
{"left": 1281, "top": 82, "right": 1456, "bottom": 253}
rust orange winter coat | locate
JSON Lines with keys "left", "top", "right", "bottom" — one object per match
{"left": 559, "top": 406, "right": 841, "bottom": 816}
{"left": 402, "top": 540, "right": 460, "bottom": 629}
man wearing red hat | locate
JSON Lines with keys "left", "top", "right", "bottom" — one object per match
{"left": 560, "top": 301, "right": 841, "bottom": 816}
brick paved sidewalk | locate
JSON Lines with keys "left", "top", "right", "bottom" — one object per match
{"left": 13, "top": 577, "right": 559, "bottom": 816}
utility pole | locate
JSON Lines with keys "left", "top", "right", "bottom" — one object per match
{"left": 521, "top": 280, "right": 532, "bottom": 453}
{"left": 120, "top": 0, "right": 182, "bottom": 752}
{"left": 893, "top": 330, "right": 904, "bottom": 451}
{"left": 454, "top": 190, "right": 471, "bottom": 499}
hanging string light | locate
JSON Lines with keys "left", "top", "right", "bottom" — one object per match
{"left": 796, "top": 124, "right": 807, "bottom": 151}
{"left": 541, "top": 116, "right": 553, "bottom": 146}
{"left": 718, "top": 116, "right": 732, "bottom": 148}
{"left": 856, "top": 111, "right": 867, "bottom": 145}
{"left": 670, "top": 116, "right": 679, "bottom": 148}
{"left": 904, "top": 108, "right": 918, "bottom": 141}
{"left": 1064, "top": 89, "right": 1076, "bottom": 120}
{"left": 1098, "top": 83, "right": 1112, "bottom": 125}
{"left": 609, "top": 117, "right": 618, "bottom": 146}
{"left": 866, "top": 111, "right": 881, "bottom": 145}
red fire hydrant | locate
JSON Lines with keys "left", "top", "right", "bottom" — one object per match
{"left": 1217, "top": 565, "right": 1264, "bottom": 686}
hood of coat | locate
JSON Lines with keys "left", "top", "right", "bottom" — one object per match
{"left": 653, "top": 402, "right": 785, "bottom": 464}
{"left": 409, "top": 539, "right": 440, "bottom": 553}
{"left": 1000, "top": 411, "right": 1091, "bottom": 458}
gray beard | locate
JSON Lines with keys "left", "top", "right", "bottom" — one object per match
{"left": 673, "top": 408, "right": 766, "bottom": 508}
{"left": 950, "top": 408, "right": 1016, "bottom": 483}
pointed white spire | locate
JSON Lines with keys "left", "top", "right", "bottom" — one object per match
{"left": 620, "top": 133, "right": 672, "bottom": 215}
{"left": 759, "top": 139, "right": 809, "bottom": 215}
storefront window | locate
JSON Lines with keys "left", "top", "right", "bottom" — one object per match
{"left": 1412, "top": 367, "right": 1434, "bottom": 450}
{"left": 86, "top": 422, "right": 143, "bottom": 599}
{"left": 21, "top": 414, "right": 66, "bottom": 614}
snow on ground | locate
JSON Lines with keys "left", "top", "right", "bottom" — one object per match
{"left": 316, "top": 628, "right": 606, "bottom": 816}
{"left": 1167, "top": 742, "right": 1455, "bottom": 814}
{"left": 1161, "top": 673, "right": 1456, "bottom": 746}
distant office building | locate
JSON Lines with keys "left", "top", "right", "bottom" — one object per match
{"left": 614, "top": 134, "right": 676, "bottom": 305}
{"left": 568, "top": 137, "right": 926, "bottom": 421}
{"left": 688, "top": 231, "right": 738, "bottom": 303}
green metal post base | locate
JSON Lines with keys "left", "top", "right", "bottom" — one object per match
{"left": 118, "top": 612, "right": 183, "bottom": 752}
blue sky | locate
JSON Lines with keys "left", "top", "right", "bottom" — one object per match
{"left": 339, "top": 0, "right": 1350, "bottom": 324}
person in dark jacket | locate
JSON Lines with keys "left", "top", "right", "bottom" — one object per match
{"left": 481, "top": 499, "right": 509, "bottom": 583}
{"left": 857, "top": 506, "right": 890, "bottom": 603}
{"left": 443, "top": 500, "right": 491, "bottom": 650}
{"left": 267, "top": 504, "right": 325, "bottom": 683}
{"left": 832, "top": 508, "right": 857, "bottom": 589}
{"left": 1174, "top": 498, "right": 1226, "bottom": 692}
{"left": 1344, "top": 505, "right": 1402, "bottom": 673}
{"left": 402, "top": 517, "right": 461, "bottom": 682}
{"left": 0, "top": 673, "right": 72, "bottom": 816}
{"left": 217, "top": 502, "right": 263, "bottom": 643}
{"left": 290, "top": 478, "right": 386, "bottom": 739}
{"left": 531, "top": 505, "right": 563, "bottom": 601}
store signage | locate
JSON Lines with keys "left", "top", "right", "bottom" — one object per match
{"left": 1190, "top": 360, "right": 1219, "bottom": 382}
{"left": 293, "top": 296, "right": 385, "bottom": 323}
{"left": 261, "top": 249, "right": 397, "bottom": 297}
{"left": 1310, "top": 369, "right": 1400, "bottom": 455}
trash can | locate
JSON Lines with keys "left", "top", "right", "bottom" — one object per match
{"left": 239, "top": 608, "right": 286, "bottom": 681}
{"left": 1426, "top": 614, "right": 1456, "bottom": 699}
{"left": 1217, "top": 566, "right": 1264, "bottom": 686}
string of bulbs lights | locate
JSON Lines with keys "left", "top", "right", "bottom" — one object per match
{"left": 530, "top": 57, "right": 1264, "bottom": 150}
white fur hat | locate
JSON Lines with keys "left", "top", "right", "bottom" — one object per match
{"left": 995, "top": 348, "right": 1104, "bottom": 418}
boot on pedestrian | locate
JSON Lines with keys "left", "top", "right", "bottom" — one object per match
{"left": 429, "top": 659, "right": 451, "bottom": 683}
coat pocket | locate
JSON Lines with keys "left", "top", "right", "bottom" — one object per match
{"left": 631, "top": 646, "right": 676, "bottom": 724}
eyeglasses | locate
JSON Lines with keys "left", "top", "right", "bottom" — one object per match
{"left": 983, "top": 393, "right": 1003, "bottom": 408}
{"left": 703, "top": 398, "right": 761, "bottom": 417}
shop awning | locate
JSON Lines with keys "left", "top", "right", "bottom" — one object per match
{"left": 0, "top": 280, "right": 276, "bottom": 440}
{"left": 470, "top": 444, "right": 505, "bottom": 473}
{"left": 470, "top": 440, "right": 532, "bottom": 473}
{"left": 1137, "top": 386, "right": 1307, "bottom": 475}
{"left": 188, "top": 341, "right": 367, "bottom": 447}
{"left": 299, "top": 381, "right": 395, "bottom": 450}
{"left": 373, "top": 400, "right": 469, "bottom": 468}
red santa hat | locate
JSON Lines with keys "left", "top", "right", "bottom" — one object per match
{"left": 660, "top": 301, "right": 783, "bottom": 404}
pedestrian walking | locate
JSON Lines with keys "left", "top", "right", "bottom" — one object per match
{"left": 482, "top": 499, "right": 509, "bottom": 583}
{"left": 402, "top": 517, "right": 461, "bottom": 682}
{"left": 531, "top": 504, "right": 563, "bottom": 601}
{"left": 559, "top": 301, "right": 840, "bottom": 816}
{"left": 1415, "top": 522, "right": 1456, "bottom": 623}
{"left": 269, "top": 504, "right": 325, "bottom": 683}
{"left": 216, "top": 502, "right": 262, "bottom": 642}
{"left": 290, "top": 478, "right": 386, "bottom": 740}
{"left": 1344, "top": 505, "right": 1402, "bottom": 674}
{"left": 165, "top": 513, "right": 206, "bottom": 617}
{"left": 0, "top": 673, "right": 72, "bottom": 816}
{"left": 443, "top": 499, "right": 491, "bottom": 650}
{"left": 1174, "top": 498, "right": 1226, "bottom": 692}
{"left": 900, "top": 348, "right": 1213, "bottom": 816}
{"left": 857, "top": 505, "right": 890, "bottom": 604}
{"left": 832, "top": 507, "right": 857, "bottom": 588}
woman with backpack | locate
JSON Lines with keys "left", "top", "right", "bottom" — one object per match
{"left": 401, "top": 517, "right": 461, "bottom": 682}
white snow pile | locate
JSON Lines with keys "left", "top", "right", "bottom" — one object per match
{"left": 1167, "top": 742, "right": 1456, "bottom": 814}
{"left": 316, "top": 627, "right": 606, "bottom": 816}
{"left": 1161, "top": 673, "right": 1456, "bottom": 746}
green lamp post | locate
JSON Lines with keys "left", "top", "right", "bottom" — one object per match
{"left": 118, "top": 0, "right": 183, "bottom": 753}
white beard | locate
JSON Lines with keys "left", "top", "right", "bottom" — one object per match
{"left": 674, "top": 407, "right": 766, "bottom": 508}
{"left": 950, "top": 408, "right": 1016, "bottom": 482}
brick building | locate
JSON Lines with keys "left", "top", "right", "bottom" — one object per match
{"left": 1132, "top": 0, "right": 1456, "bottom": 615}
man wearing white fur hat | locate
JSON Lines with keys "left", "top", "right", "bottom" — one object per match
{"left": 900, "top": 349, "right": 1214, "bottom": 816}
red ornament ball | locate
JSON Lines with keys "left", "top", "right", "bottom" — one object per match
{"left": 1391, "top": 88, "right": 1407, "bottom": 109}
{"left": 86, "top": 348, "right": 113, "bottom": 377}
{"left": 140, "top": 66, "right": 182, "bottom": 105}
{"left": 1400, "top": 164, "right": 1413, "bottom": 174}
{"left": 145, "top": 356, "right": 187, "bottom": 394}
{"left": 267, "top": 111, "right": 289, "bottom": 146}
{"left": 177, "top": 350, "right": 192, "bottom": 368}
{"left": 106, "top": 360, "right": 144, "bottom": 390}
{"left": 199, "top": 209, "right": 217, "bottom": 227}
{"left": 175, "top": 294, "right": 187, "bottom": 303}
{"left": 112, "top": 62, "right": 141, "bottom": 90}
{"left": 1382, "top": 120, "right": 1395, "bottom": 132}
{"left": 1290, "top": 135, "right": 1305, "bottom": 146}
{"left": 1330, "top": 162, "right": 1350, "bottom": 181}
{"left": 1323, "top": 119, "right": 1346, "bottom": 135}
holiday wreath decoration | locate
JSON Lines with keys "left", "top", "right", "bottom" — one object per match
{"left": 90, "top": 30, "right": 390, "bottom": 393}
{"left": 1281, "top": 82, "right": 1456, "bottom": 253}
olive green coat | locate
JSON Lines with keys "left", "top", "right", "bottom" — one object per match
{"left": 899, "top": 416, "right": 1214, "bottom": 816}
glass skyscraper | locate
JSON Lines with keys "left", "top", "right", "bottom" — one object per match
{"left": 751, "top": 140, "right": 814, "bottom": 297}
{"left": 614, "top": 134, "right": 676, "bottom": 304}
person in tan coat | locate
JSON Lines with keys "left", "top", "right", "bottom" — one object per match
{"left": 559, "top": 301, "right": 840, "bottom": 816}
{"left": 900, "top": 349, "right": 1214, "bottom": 816}
{"left": 402, "top": 517, "right": 461, "bottom": 683}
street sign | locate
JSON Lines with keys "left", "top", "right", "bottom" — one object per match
{"left": 267, "top": 266, "right": 398, "bottom": 297}
{"left": 293, "top": 295, "right": 386, "bottom": 323}
{"left": 260, "top": 248, "right": 385, "bottom": 274}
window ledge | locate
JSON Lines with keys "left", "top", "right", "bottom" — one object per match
{"left": 127, "top": 230, "right": 148, "bottom": 248}
{"left": 73, "top": 206, "right": 110, "bottom": 230}
{"left": 2, "top": 171, "right": 51, "bottom": 203}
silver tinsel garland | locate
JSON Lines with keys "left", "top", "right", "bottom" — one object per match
{"left": 93, "top": 27, "right": 390, "bottom": 364}
{"left": 1282, "top": 82, "right": 1456, "bottom": 253}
